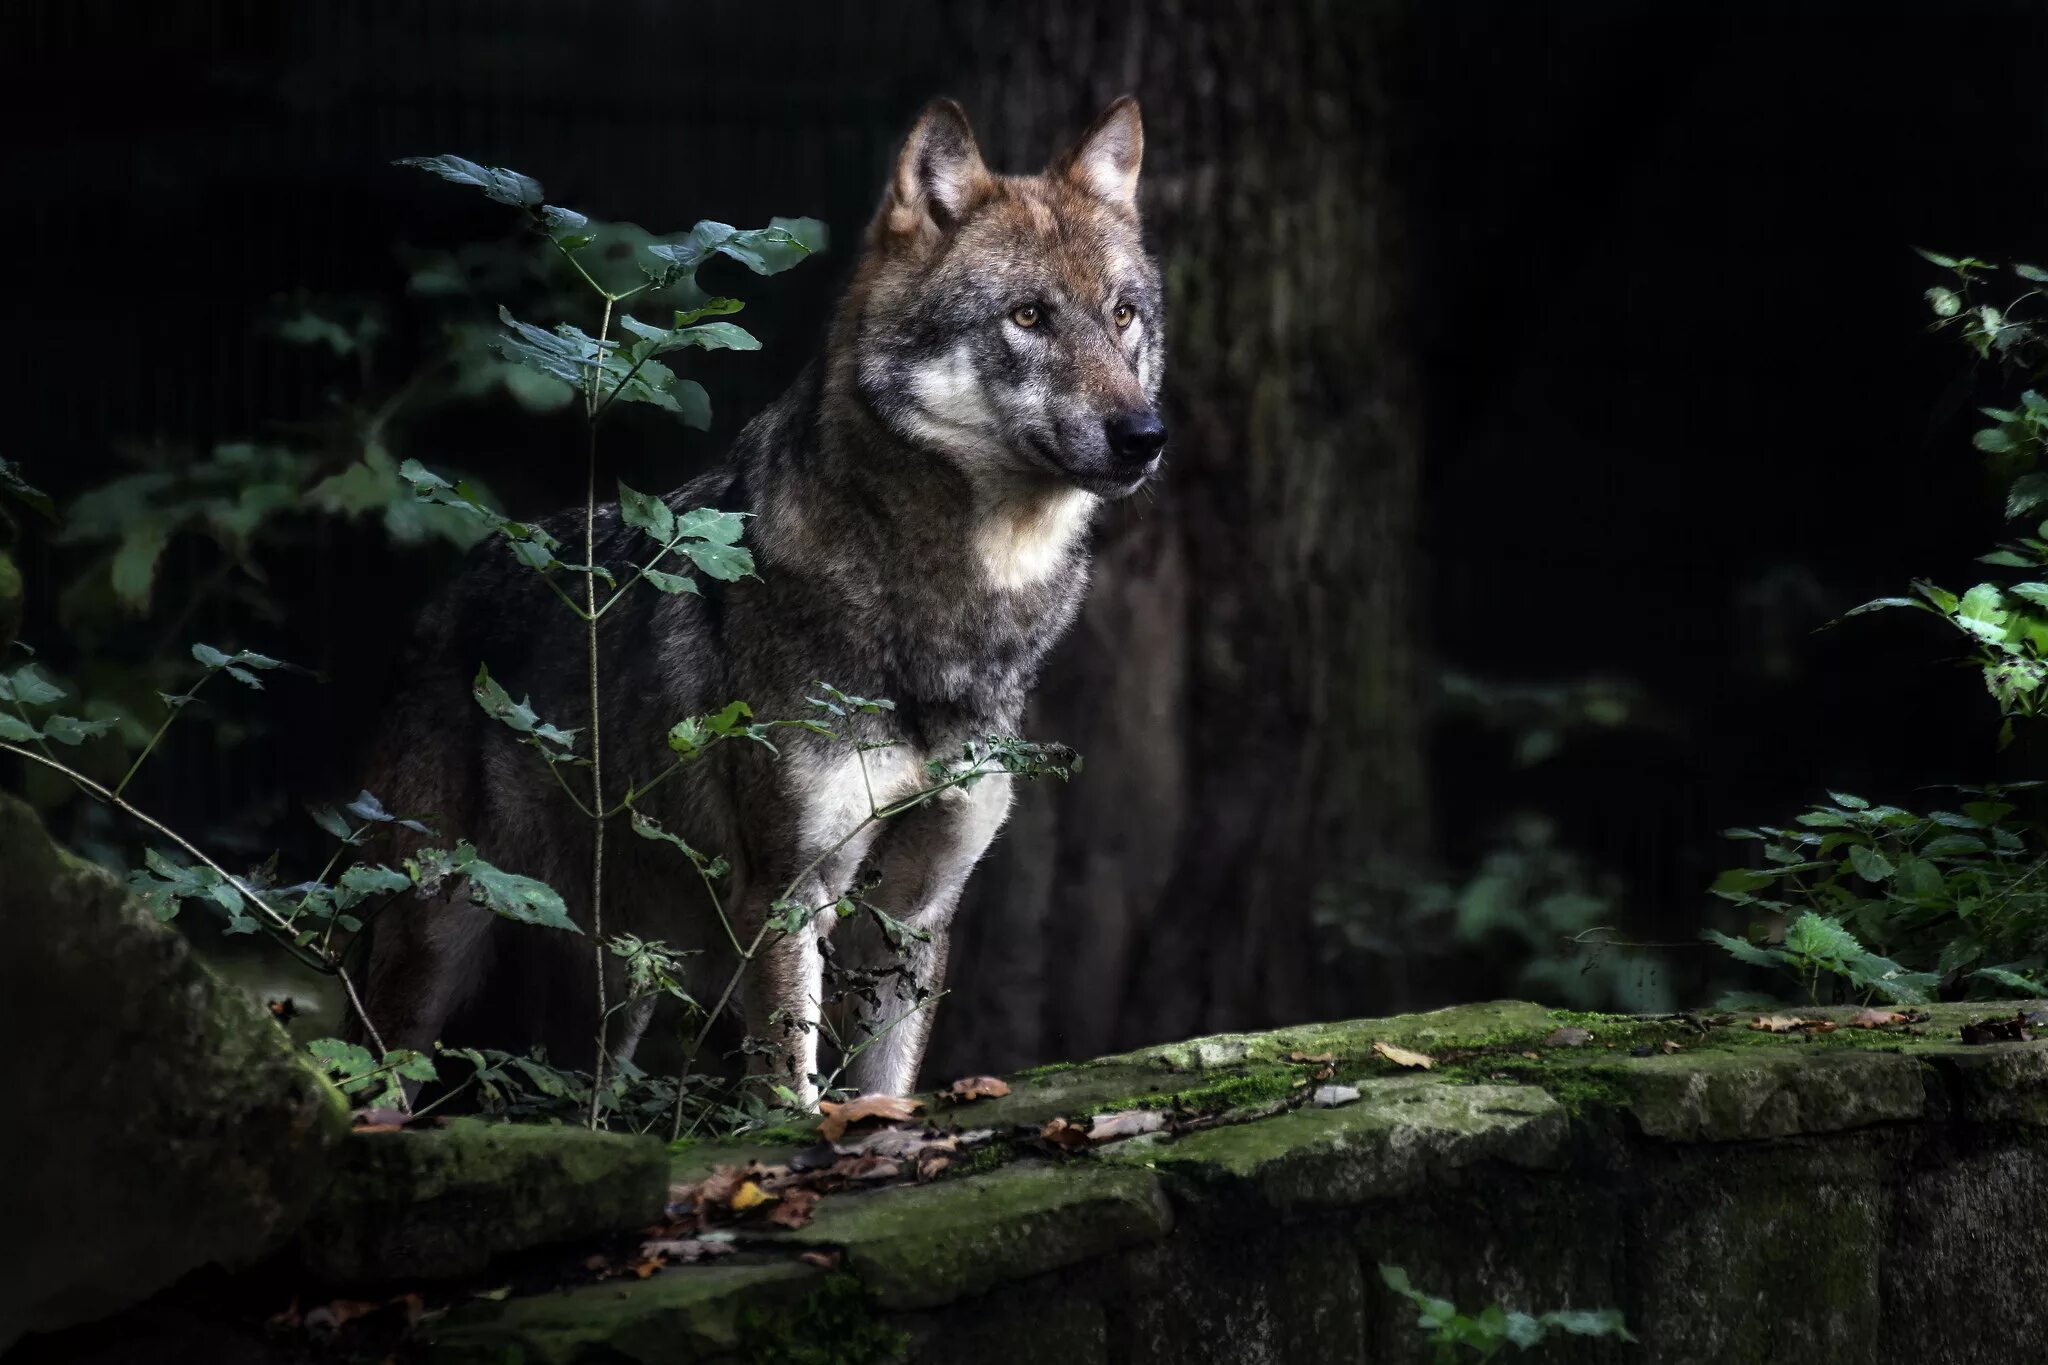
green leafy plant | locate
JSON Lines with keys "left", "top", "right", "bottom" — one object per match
{"left": 1379, "top": 1265, "right": 1635, "bottom": 1362}
{"left": 1706, "top": 251, "right": 2048, "bottom": 1003}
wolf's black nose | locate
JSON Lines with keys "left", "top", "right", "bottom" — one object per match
{"left": 1105, "top": 410, "right": 1168, "bottom": 465}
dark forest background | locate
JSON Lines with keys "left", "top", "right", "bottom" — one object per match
{"left": 5, "top": 0, "right": 2047, "bottom": 1080}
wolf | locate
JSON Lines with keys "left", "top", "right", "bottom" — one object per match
{"left": 360, "top": 96, "right": 1165, "bottom": 1104}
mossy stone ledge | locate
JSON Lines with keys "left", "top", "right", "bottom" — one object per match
{"left": 415, "top": 998, "right": 2048, "bottom": 1364}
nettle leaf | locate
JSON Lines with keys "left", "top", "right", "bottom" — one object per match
{"left": 540, "top": 203, "right": 588, "bottom": 240}
{"left": 473, "top": 664, "right": 579, "bottom": 753}
{"left": 191, "top": 642, "right": 290, "bottom": 689}
{"left": 308, "top": 803, "right": 365, "bottom": 845}
{"left": 1703, "top": 927, "right": 1787, "bottom": 968}
{"left": 647, "top": 219, "right": 824, "bottom": 280}
{"left": 1784, "top": 911, "right": 1866, "bottom": 965}
{"left": 617, "top": 481, "right": 676, "bottom": 544}
{"left": 682, "top": 540, "right": 755, "bottom": 581}
{"left": 493, "top": 309, "right": 714, "bottom": 428}
{"left": 0, "top": 663, "right": 66, "bottom": 707}
{"left": 629, "top": 810, "right": 728, "bottom": 876}
{"left": 41, "top": 714, "right": 116, "bottom": 745}
{"left": 619, "top": 315, "right": 761, "bottom": 355}
{"left": 1973, "top": 965, "right": 2048, "bottom": 996}
{"left": 675, "top": 507, "right": 746, "bottom": 546}
{"left": 345, "top": 788, "right": 434, "bottom": 837}
{"left": 1846, "top": 844, "right": 1896, "bottom": 882}
{"left": 642, "top": 568, "right": 698, "bottom": 595}
{"left": 407, "top": 841, "right": 579, "bottom": 933}
{"left": 767, "top": 898, "right": 815, "bottom": 935}
{"left": 396, "top": 154, "right": 544, "bottom": 208}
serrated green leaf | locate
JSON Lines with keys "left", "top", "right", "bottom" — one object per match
{"left": 642, "top": 568, "right": 698, "bottom": 595}
{"left": 396, "top": 154, "right": 543, "bottom": 208}
{"left": 683, "top": 539, "right": 754, "bottom": 581}
{"left": 1703, "top": 927, "right": 1787, "bottom": 968}
{"left": 41, "top": 714, "right": 116, "bottom": 745}
{"left": 0, "top": 664, "right": 65, "bottom": 707}
{"left": 617, "top": 481, "right": 676, "bottom": 544}
{"left": 1847, "top": 844, "right": 1895, "bottom": 881}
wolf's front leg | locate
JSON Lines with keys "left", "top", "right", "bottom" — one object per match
{"left": 841, "top": 776, "right": 1014, "bottom": 1096}
{"left": 739, "top": 912, "right": 826, "bottom": 1107}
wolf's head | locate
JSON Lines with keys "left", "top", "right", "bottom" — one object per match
{"left": 844, "top": 97, "right": 1166, "bottom": 501}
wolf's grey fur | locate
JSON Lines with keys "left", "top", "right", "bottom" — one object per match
{"left": 360, "top": 96, "right": 1165, "bottom": 1101}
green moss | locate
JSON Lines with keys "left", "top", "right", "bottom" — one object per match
{"left": 744, "top": 1121, "right": 820, "bottom": 1146}
{"left": 766, "top": 1159, "right": 1172, "bottom": 1309}
{"left": 1088, "top": 1064, "right": 1302, "bottom": 1119}
{"left": 733, "top": 1274, "right": 908, "bottom": 1365}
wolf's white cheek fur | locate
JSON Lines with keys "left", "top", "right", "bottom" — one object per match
{"left": 903, "top": 343, "right": 1004, "bottom": 459}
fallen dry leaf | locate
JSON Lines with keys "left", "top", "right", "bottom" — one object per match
{"left": 301, "top": 1299, "right": 383, "bottom": 1336}
{"left": 1313, "top": 1084, "right": 1361, "bottom": 1108}
{"left": 799, "top": 1249, "right": 842, "bottom": 1270}
{"left": 1963, "top": 1012, "right": 2034, "bottom": 1045}
{"left": 1544, "top": 1027, "right": 1593, "bottom": 1048}
{"left": 816, "top": 1094, "right": 922, "bottom": 1142}
{"left": 1040, "top": 1117, "right": 1092, "bottom": 1150}
{"left": 1749, "top": 1015, "right": 1809, "bottom": 1033}
{"left": 729, "top": 1180, "right": 776, "bottom": 1212}
{"left": 1520, "top": 1050, "right": 1541, "bottom": 1060}
{"left": 948, "top": 1075, "right": 1011, "bottom": 1101}
{"left": 1661, "top": 1039, "right": 1683, "bottom": 1054}
{"left": 1088, "top": 1108, "right": 1169, "bottom": 1142}
{"left": 694, "top": 1166, "right": 743, "bottom": 1211}
{"left": 1288, "top": 1050, "right": 1337, "bottom": 1063}
{"left": 833, "top": 1153, "right": 902, "bottom": 1182}
{"left": 351, "top": 1106, "right": 411, "bottom": 1133}
{"left": 1372, "top": 1039, "right": 1435, "bottom": 1069}
{"left": 767, "top": 1187, "right": 821, "bottom": 1228}
{"left": 1849, "top": 1008, "right": 1909, "bottom": 1029}
{"left": 641, "top": 1238, "right": 733, "bottom": 1265}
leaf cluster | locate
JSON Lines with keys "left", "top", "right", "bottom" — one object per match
{"left": 1378, "top": 1264, "right": 1635, "bottom": 1362}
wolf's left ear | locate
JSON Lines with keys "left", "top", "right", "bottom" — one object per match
{"left": 1053, "top": 95, "right": 1143, "bottom": 212}
{"left": 884, "top": 98, "right": 995, "bottom": 239}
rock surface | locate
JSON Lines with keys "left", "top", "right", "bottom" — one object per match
{"left": 298, "top": 1119, "right": 669, "bottom": 1282}
{"left": 0, "top": 792, "right": 351, "bottom": 1348}
{"left": 422, "top": 998, "right": 2048, "bottom": 1365}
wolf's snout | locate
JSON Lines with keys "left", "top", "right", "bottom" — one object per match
{"left": 1104, "top": 409, "right": 1167, "bottom": 467}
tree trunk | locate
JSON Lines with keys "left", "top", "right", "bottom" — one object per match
{"left": 927, "top": 0, "right": 1429, "bottom": 1076}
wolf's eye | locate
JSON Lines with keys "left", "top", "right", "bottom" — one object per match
{"left": 1009, "top": 304, "right": 1041, "bottom": 329}
{"left": 1113, "top": 303, "right": 1137, "bottom": 329}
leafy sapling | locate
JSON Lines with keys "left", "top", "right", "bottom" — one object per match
{"left": 397, "top": 151, "right": 819, "bottom": 1125}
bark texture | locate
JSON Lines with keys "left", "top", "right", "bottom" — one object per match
{"left": 927, "top": 0, "right": 1428, "bottom": 1075}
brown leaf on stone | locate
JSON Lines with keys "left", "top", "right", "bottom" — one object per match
{"left": 351, "top": 1106, "right": 411, "bottom": 1133}
{"left": 1287, "top": 1050, "right": 1337, "bottom": 1063}
{"left": 642, "top": 1237, "right": 733, "bottom": 1265}
{"left": 1040, "top": 1116, "right": 1092, "bottom": 1150}
{"left": 948, "top": 1075, "right": 1011, "bottom": 1101}
{"left": 799, "top": 1249, "right": 842, "bottom": 1270}
{"left": 1520, "top": 1050, "right": 1541, "bottom": 1060}
{"left": 1086, "top": 1108, "right": 1168, "bottom": 1142}
{"left": 1661, "top": 1039, "right": 1683, "bottom": 1054}
{"left": 1805, "top": 1019, "right": 1839, "bottom": 1034}
{"left": 1748, "top": 1015, "right": 1810, "bottom": 1033}
{"left": 1544, "top": 1027, "right": 1593, "bottom": 1048}
{"left": 1849, "top": 1008, "right": 1909, "bottom": 1029}
{"left": 770, "top": 1186, "right": 819, "bottom": 1227}
{"left": 1963, "top": 1012, "right": 2034, "bottom": 1045}
{"left": 816, "top": 1094, "right": 921, "bottom": 1142}
{"left": 694, "top": 1165, "right": 743, "bottom": 1212}
{"left": 1372, "top": 1039, "right": 1436, "bottom": 1069}
{"left": 301, "top": 1299, "right": 383, "bottom": 1336}
{"left": 833, "top": 1153, "right": 903, "bottom": 1182}
{"left": 767, "top": 1187, "right": 821, "bottom": 1228}
{"left": 584, "top": 1253, "right": 612, "bottom": 1273}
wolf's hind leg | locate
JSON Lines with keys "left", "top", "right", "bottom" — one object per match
{"left": 840, "top": 777, "right": 1013, "bottom": 1097}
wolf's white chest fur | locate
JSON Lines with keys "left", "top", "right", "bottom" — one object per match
{"left": 975, "top": 487, "right": 1095, "bottom": 591}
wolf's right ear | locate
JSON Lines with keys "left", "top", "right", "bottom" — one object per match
{"left": 882, "top": 99, "right": 995, "bottom": 241}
